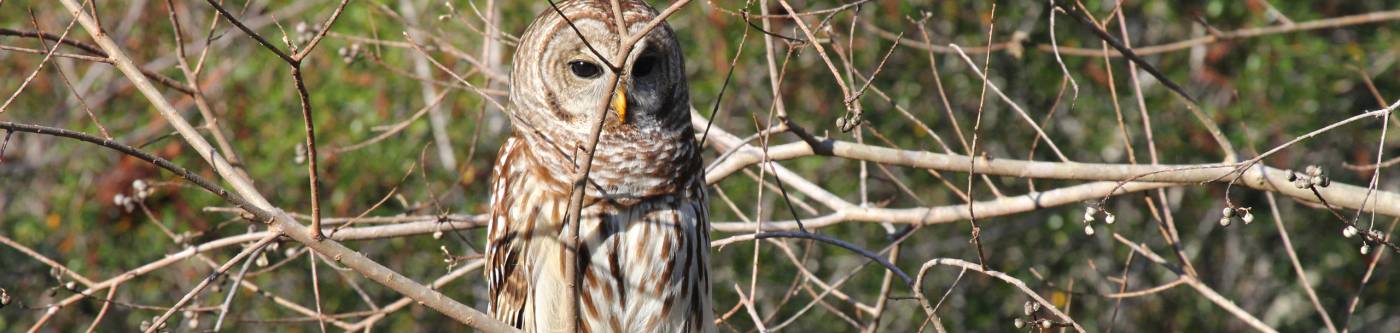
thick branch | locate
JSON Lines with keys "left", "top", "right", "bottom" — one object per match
{"left": 700, "top": 116, "right": 1400, "bottom": 218}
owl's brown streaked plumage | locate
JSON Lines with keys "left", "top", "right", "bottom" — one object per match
{"left": 485, "top": 1, "right": 712, "bottom": 332}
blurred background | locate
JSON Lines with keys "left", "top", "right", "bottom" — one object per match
{"left": 1, "top": 0, "right": 1397, "bottom": 331}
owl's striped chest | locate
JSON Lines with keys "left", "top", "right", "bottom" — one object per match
{"left": 574, "top": 194, "right": 712, "bottom": 333}
{"left": 486, "top": 137, "right": 714, "bottom": 333}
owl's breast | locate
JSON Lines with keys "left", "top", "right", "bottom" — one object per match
{"left": 576, "top": 194, "right": 714, "bottom": 332}
{"left": 584, "top": 130, "right": 703, "bottom": 205}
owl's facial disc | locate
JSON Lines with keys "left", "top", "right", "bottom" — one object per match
{"left": 537, "top": 17, "right": 679, "bottom": 131}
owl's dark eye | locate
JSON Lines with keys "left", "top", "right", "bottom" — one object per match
{"left": 568, "top": 60, "right": 602, "bottom": 79}
{"left": 632, "top": 56, "right": 659, "bottom": 77}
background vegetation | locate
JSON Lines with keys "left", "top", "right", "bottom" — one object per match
{"left": 1, "top": 0, "right": 1397, "bottom": 331}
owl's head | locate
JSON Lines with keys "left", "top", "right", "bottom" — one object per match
{"left": 509, "top": 0, "right": 690, "bottom": 137}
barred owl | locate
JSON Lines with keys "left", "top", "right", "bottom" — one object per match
{"left": 484, "top": 1, "right": 713, "bottom": 332}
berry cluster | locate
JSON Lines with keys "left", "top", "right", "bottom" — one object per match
{"left": 1081, "top": 205, "right": 1115, "bottom": 235}
{"left": 1218, "top": 206, "right": 1254, "bottom": 227}
{"left": 1012, "top": 300, "right": 1065, "bottom": 330}
{"left": 1287, "top": 165, "right": 1331, "bottom": 189}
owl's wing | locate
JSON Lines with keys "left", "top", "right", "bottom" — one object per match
{"left": 485, "top": 137, "right": 529, "bottom": 328}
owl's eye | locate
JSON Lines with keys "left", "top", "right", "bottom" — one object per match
{"left": 568, "top": 60, "right": 602, "bottom": 79}
{"left": 632, "top": 56, "right": 659, "bottom": 77}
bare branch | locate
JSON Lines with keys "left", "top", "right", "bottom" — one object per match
{"left": 51, "top": 0, "right": 517, "bottom": 330}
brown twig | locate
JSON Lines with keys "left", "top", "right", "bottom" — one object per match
{"left": 202, "top": 0, "right": 353, "bottom": 240}
{"left": 2, "top": 5, "right": 85, "bottom": 113}
{"left": 962, "top": 4, "right": 996, "bottom": 271}
{"left": 1263, "top": 192, "right": 1338, "bottom": 332}
{"left": 81, "top": 283, "right": 119, "bottom": 333}
{"left": 307, "top": 248, "right": 328, "bottom": 333}
{"left": 165, "top": 0, "right": 247, "bottom": 173}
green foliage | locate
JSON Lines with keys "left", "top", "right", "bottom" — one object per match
{"left": 1, "top": 0, "right": 1397, "bottom": 331}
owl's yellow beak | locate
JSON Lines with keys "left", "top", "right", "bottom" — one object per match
{"left": 610, "top": 85, "right": 627, "bottom": 124}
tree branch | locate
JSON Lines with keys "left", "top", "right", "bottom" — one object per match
{"left": 52, "top": 0, "right": 517, "bottom": 330}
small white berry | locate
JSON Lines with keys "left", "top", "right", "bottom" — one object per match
{"left": 1083, "top": 225, "right": 1095, "bottom": 235}
{"left": 1294, "top": 179, "right": 1310, "bottom": 189}
{"left": 1013, "top": 318, "right": 1025, "bottom": 329}
{"left": 1104, "top": 213, "right": 1116, "bottom": 224}
{"left": 294, "top": 144, "right": 307, "bottom": 164}
{"left": 433, "top": 230, "right": 444, "bottom": 239}
{"left": 1083, "top": 206, "right": 1098, "bottom": 222}
{"left": 1219, "top": 217, "right": 1232, "bottom": 227}
{"left": 1040, "top": 320, "right": 1052, "bottom": 329}
{"left": 1221, "top": 207, "right": 1234, "bottom": 218}
{"left": 1023, "top": 301, "right": 1035, "bottom": 316}
{"left": 1343, "top": 225, "right": 1358, "bottom": 238}
{"left": 1241, "top": 212, "right": 1254, "bottom": 224}
{"left": 1360, "top": 243, "right": 1370, "bottom": 255}
{"left": 255, "top": 252, "right": 269, "bottom": 267}
{"left": 184, "top": 311, "right": 198, "bottom": 329}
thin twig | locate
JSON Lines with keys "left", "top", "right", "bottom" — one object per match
{"left": 308, "top": 249, "right": 328, "bottom": 333}
{"left": 1112, "top": 234, "right": 1278, "bottom": 333}
{"left": 914, "top": 258, "right": 1086, "bottom": 332}
{"left": 145, "top": 234, "right": 280, "bottom": 333}
{"left": 1263, "top": 192, "right": 1337, "bottom": 332}
{"left": 1340, "top": 218, "right": 1398, "bottom": 333}
{"left": 753, "top": 232, "right": 911, "bottom": 286}
{"left": 949, "top": 44, "right": 1072, "bottom": 162}
{"left": 81, "top": 283, "right": 119, "bottom": 333}
{"left": 212, "top": 236, "right": 268, "bottom": 332}
{"left": 2, "top": 5, "right": 86, "bottom": 113}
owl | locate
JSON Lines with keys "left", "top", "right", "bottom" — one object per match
{"left": 483, "top": 1, "right": 713, "bottom": 332}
